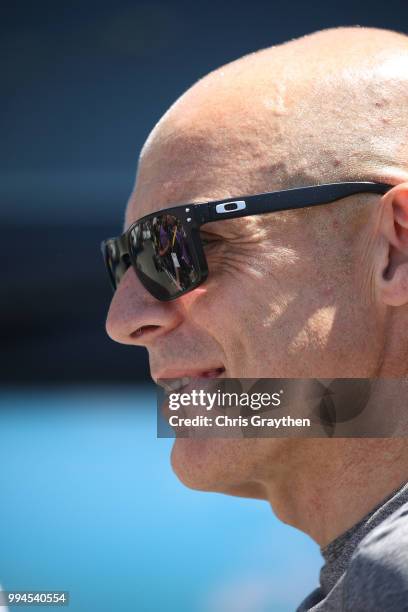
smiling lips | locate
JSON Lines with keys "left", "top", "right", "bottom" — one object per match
{"left": 156, "top": 367, "right": 225, "bottom": 392}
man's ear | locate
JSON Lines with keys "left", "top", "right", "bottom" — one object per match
{"left": 377, "top": 183, "right": 408, "bottom": 307}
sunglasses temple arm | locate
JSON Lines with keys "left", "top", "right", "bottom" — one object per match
{"left": 200, "top": 182, "right": 392, "bottom": 223}
{"left": 193, "top": 203, "right": 212, "bottom": 225}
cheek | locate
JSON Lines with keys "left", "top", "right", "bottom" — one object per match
{"left": 189, "top": 255, "right": 293, "bottom": 374}
{"left": 286, "top": 306, "right": 337, "bottom": 356}
{"left": 320, "top": 299, "right": 384, "bottom": 375}
{"left": 187, "top": 246, "right": 371, "bottom": 377}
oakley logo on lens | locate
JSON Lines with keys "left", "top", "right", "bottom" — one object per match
{"left": 215, "top": 200, "right": 246, "bottom": 214}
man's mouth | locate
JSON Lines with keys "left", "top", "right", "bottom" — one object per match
{"left": 156, "top": 367, "right": 225, "bottom": 393}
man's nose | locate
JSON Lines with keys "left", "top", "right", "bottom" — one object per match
{"left": 105, "top": 267, "right": 182, "bottom": 346}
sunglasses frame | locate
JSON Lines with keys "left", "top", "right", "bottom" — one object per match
{"left": 101, "top": 181, "right": 392, "bottom": 301}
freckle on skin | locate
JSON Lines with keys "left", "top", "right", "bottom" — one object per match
{"left": 375, "top": 98, "right": 388, "bottom": 107}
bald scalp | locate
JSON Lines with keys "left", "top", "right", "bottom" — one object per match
{"left": 139, "top": 26, "right": 408, "bottom": 195}
{"left": 127, "top": 26, "right": 408, "bottom": 280}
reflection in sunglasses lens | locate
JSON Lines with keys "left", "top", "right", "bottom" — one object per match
{"left": 129, "top": 214, "right": 199, "bottom": 299}
{"left": 106, "top": 241, "right": 130, "bottom": 289}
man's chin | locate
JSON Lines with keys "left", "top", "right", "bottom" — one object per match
{"left": 170, "top": 438, "right": 267, "bottom": 499}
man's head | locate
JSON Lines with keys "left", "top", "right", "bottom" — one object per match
{"left": 105, "top": 27, "right": 408, "bottom": 506}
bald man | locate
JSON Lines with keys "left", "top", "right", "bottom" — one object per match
{"left": 103, "top": 27, "right": 408, "bottom": 611}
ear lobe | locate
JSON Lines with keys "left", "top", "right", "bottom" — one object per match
{"left": 378, "top": 184, "right": 408, "bottom": 307}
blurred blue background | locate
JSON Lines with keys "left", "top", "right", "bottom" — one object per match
{"left": 2, "top": 1, "right": 407, "bottom": 610}
{"left": 0, "top": 387, "right": 321, "bottom": 611}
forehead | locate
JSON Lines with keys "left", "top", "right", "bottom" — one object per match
{"left": 125, "top": 137, "right": 230, "bottom": 227}
{"left": 124, "top": 86, "right": 297, "bottom": 230}
{"left": 122, "top": 56, "right": 348, "bottom": 231}
{"left": 126, "top": 147, "right": 288, "bottom": 233}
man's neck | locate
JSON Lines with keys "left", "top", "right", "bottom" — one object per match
{"left": 263, "top": 438, "right": 408, "bottom": 548}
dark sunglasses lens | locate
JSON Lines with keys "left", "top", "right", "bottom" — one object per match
{"left": 104, "top": 241, "right": 130, "bottom": 290}
{"left": 129, "top": 213, "right": 199, "bottom": 299}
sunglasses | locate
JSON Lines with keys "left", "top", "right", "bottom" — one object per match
{"left": 101, "top": 181, "right": 392, "bottom": 301}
